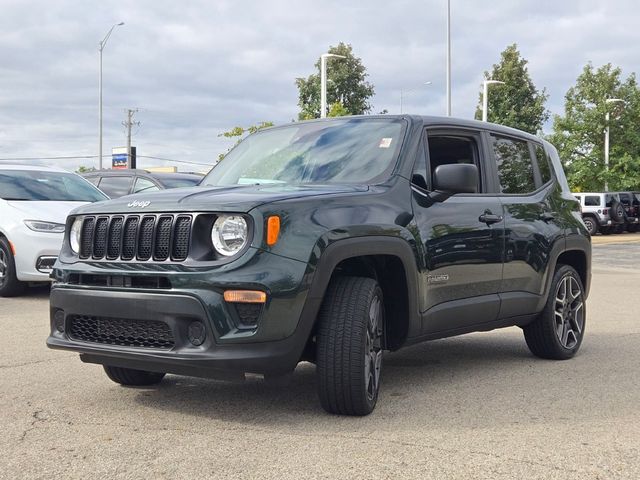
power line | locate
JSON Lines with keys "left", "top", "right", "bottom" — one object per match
{"left": 0, "top": 154, "right": 214, "bottom": 167}
{"left": 0, "top": 155, "right": 99, "bottom": 161}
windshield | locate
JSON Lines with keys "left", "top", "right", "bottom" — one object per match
{"left": 202, "top": 118, "right": 405, "bottom": 186}
{"left": 0, "top": 170, "right": 108, "bottom": 202}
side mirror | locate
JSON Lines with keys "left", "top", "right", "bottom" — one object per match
{"left": 433, "top": 164, "right": 478, "bottom": 194}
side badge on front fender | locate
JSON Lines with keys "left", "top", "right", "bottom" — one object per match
{"left": 427, "top": 274, "right": 449, "bottom": 284}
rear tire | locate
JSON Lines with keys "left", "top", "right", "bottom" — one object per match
{"left": 524, "top": 265, "right": 585, "bottom": 360}
{"left": 316, "top": 276, "right": 384, "bottom": 416}
{"left": 582, "top": 216, "right": 598, "bottom": 236}
{"left": 103, "top": 366, "right": 165, "bottom": 386}
{"left": 0, "top": 238, "right": 26, "bottom": 297}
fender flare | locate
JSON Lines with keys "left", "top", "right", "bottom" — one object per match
{"left": 295, "top": 235, "right": 421, "bottom": 350}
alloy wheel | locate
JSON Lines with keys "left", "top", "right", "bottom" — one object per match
{"left": 364, "top": 295, "right": 383, "bottom": 402}
{"left": 0, "top": 248, "right": 7, "bottom": 287}
{"left": 554, "top": 275, "right": 584, "bottom": 349}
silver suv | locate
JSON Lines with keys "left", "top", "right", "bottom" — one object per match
{"left": 573, "top": 192, "right": 625, "bottom": 235}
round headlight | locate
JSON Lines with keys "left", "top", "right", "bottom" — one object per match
{"left": 70, "top": 218, "right": 82, "bottom": 254}
{"left": 211, "top": 215, "right": 248, "bottom": 257}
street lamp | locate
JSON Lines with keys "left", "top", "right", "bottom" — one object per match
{"left": 446, "top": 0, "right": 451, "bottom": 116}
{"left": 400, "top": 81, "right": 432, "bottom": 114}
{"left": 98, "top": 22, "right": 124, "bottom": 170}
{"left": 320, "top": 53, "right": 346, "bottom": 118}
{"left": 482, "top": 79, "right": 505, "bottom": 122}
{"left": 604, "top": 98, "right": 625, "bottom": 192}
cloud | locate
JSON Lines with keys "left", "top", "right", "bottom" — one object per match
{"left": 0, "top": 0, "right": 639, "bottom": 172}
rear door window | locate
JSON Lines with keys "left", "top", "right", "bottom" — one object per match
{"left": 98, "top": 176, "right": 133, "bottom": 198}
{"left": 491, "top": 135, "right": 536, "bottom": 194}
{"left": 584, "top": 196, "right": 601, "bottom": 206}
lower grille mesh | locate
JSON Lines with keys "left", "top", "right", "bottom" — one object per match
{"left": 69, "top": 314, "right": 174, "bottom": 349}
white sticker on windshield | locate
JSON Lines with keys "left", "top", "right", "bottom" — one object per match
{"left": 379, "top": 138, "right": 393, "bottom": 148}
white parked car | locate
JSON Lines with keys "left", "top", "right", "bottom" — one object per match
{"left": 0, "top": 165, "right": 107, "bottom": 296}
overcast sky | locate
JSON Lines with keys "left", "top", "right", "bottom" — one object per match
{"left": 0, "top": 0, "right": 638, "bottom": 172}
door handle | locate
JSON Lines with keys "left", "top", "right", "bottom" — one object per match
{"left": 479, "top": 212, "right": 503, "bottom": 224}
{"left": 539, "top": 212, "right": 555, "bottom": 222}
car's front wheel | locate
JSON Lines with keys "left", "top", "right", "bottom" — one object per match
{"left": 316, "top": 276, "right": 384, "bottom": 416}
{"left": 0, "top": 238, "right": 26, "bottom": 297}
{"left": 523, "top": 265, "right": 585, "bottom": 360}
{"left": 103, "top": 366, "right": 166, "bottom": 386}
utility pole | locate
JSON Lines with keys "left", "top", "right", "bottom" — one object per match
{"left": 122, "top": 108, "right": 139, "bottom": 169}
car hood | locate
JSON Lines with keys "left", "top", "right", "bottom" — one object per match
{"left": 69, "top": 184, "right": 370, "bottom": 215}
{"left": 6, "top": 201, "right": 89, "bottom": 223}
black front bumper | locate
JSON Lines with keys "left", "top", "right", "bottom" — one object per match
{"left": 47, "top": 287, "right": 316, "bottom": 377}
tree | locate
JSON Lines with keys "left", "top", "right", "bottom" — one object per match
{"left": 217, "top": 122, "right": 274, "bottom": 161}
{"left": 475, "top": 44, "right": 549, "bottom": 134}
{"left": 327, "top": 101, "right": 349, "bottom": 117}
{"left": 76, "top": 166, "right": 96, "bottom": 173}
{"left": 550, "top": 63, "right": 640, "bottom": 191}
{"left": 295, "top": 43, "right": 375, "bottom": 120}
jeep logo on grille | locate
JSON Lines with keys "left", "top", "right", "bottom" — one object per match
{"left": 127, "top": 200, "right": 151, "bottom": 208}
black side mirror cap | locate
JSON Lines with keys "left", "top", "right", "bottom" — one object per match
{"left": 433, "top": 164, "right": 478, "bottom": 194}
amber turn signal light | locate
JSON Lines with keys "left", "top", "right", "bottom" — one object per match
{"left": 266, "top": 215, "right": 280, "bottom": 246}
{"left": 223, "top": 290, "right": 267, "bottom": 304}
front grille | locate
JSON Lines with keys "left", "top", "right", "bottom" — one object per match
{"left": 69, "top": 314, "right": 175, "bottom": 349}
{"left": 78, "top": 214, "right": 192, "bottom": 262}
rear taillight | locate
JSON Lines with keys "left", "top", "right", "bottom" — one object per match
{"left": 602, "top": 208, "right": 609, "bottom": 215}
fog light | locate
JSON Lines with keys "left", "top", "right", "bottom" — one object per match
{"left": 187, "top": 321, "right": 206, "bottom": 346}
{"left": 53, "top": 310, "right": 65, "bottom": 333}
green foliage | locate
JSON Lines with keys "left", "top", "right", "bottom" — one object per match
{"left": 295, "top": 42, "right": 375, "bottom": 120}
{"left": 327, "top": 102, "right": 349, "bottom": 117}
{"left": 475, "top": 44, "right": 549, "bottom": 134}
{"left": 76, "top": 166, "right": 95, "bottom": 173}
{"left": 549, "top": 63, "right": 640, "bottom": 191}
{"left": 217, "top": 122, "right": 274, "bottom": 161}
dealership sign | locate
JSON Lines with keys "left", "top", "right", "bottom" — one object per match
{"left": 112, "top": 146, "right": 136, "bottom": 169}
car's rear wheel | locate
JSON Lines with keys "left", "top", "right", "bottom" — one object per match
{"left": 523, "top": 265, "right": 585, "bottom": 360}
{"left": 103, "top": 366, "right": 166, "bottom": 386}
{"left": 0, "top": 238, "right": 26, "bottom": 297}
{"left": 316, "top": 276, "right": 384, "bottom": 416}
{"left": 582, "top": 216, "right": 598, "bottom": 236}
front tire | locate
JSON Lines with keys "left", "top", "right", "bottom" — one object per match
{"left": 316, "top": 276, "right": 384, "bottom": 416}
{"left": 103, "top": 366, "right": 165, "bottom": 386}
{"left": 0, "top": 238, "right": 26, "bottom": 297}
{"left": 524, "top": 265, "right": 585, "bottom": 360}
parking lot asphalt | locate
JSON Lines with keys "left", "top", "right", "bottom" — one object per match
{"left": 1, "top": 239, "right": 639, "bottom": 479}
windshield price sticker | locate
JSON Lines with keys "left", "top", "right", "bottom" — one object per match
{"left": 379, "top": 138, "right": 393, "bottom": 148}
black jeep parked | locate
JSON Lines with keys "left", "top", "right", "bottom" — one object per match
{"left": 47, "top": 116, "right": 591, "bottom": 416}
{"left": 616, "top": 192, "right": 640, "bottom": 233}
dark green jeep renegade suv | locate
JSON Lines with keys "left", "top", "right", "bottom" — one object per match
{"left": 47, "top": 116, "right": 591, "bottom": 415}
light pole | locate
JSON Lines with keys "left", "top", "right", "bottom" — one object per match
{"left": 482, "top": 79, "right": 505, "bottom": 122}
{"left": 98, "top": 22, "right": 124, "bottom": 170}
{"left": 604, "top": 98, "right": 624, "bottom": 192}
{"left": 446, "top": 0, "right": 451, "bottom": 116}
{"left": 400, "top": 81, "right": 432, "bottom": 114}
{"left": 320, "top": 53, "right": 346, "bottom": 118}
